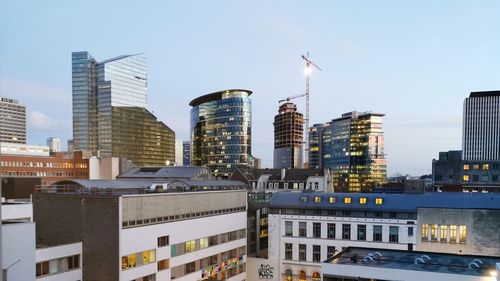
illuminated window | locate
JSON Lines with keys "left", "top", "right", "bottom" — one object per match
{"left": 314, "top": 196, "right": 321, "bottom": 203}
{"left": 473, "top": 164, "right": 479, "bottom": 170}
{"left": 375, "top": 198, "right": 383, "bottom": 205}
{"left": 459, "top": 225, "right": 467, "bottom": 243}
{"left": 359, "top": 197, "right": 367, "bottom": 205}
{"left": 450, "top": 225, "right": 457, "bottom": 242}
{"left": 329, "top": 197, "right": 335, "bottom": 203}
{"left": 200, "top": 238, "right": 209, "bottom": 249}
{"left": 431, "top": 224, "right": 438, "bottom": 240}
{"left": 344, "top": 197, "right": 352, "bottom": 204}
{"left": 312, "top": 272, "right": 321, "bottom": 281}
{"left": 158, "top": 259, "right": 169, "bottom": 271}
{"left": 463, "top": 175, "right": 469, "bottom": 182}
{"left": 185, "top": 240, "right": 196, "bottom": 252}
{"left": 463, "top": 164, "right": 469, "bottom": 170}
{"left": 142, "top": 250, "right": 155, "bottom": 264}
{"left": 298, "top": 270, "right": 307, "bottom": 281}
{"left": 285, "top": 270, "right": 293, "bottom": 281}
{"left": 421, "top": 224, "right": 429, "bottom": 240}
{"left": 439, "top": 225, "right": 447, "bottom": 242}
{"left": 483, "top": 164, "right": 489, "bottom": 170}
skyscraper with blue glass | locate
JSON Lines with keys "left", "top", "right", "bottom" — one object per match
{"left": 190, "top": 89, "right": 252, "bottom": 178}
{"left": 72, "top": 51, "right": 175, "bottom": 166}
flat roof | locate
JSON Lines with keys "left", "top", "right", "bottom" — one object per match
{"left": 189, "top": 89, "right": 252, "bottom": 106}
{"left": 324, "top": 247, "right": 500, "bottom": 277}
{"left": 269, "top": 192, "right": 500, "bottom": 212}
{"left": 469, "top": 90, "right": 500, "bottom": 98}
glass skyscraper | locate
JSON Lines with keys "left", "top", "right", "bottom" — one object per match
{"left": 309, "top": 111, "right": 387, "bottom": 192}
{"left": 273, "top": 102, "right": 304, "bottom": 169}
{"left": 190, "top": 89, "right": 252, "bottom": 178}
{"left": 72, "top": 51, "right": 175, "bottom": 166}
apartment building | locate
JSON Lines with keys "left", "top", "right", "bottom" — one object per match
{"left": 267, "top": 192, "right": 500, "bottom": 281}
{"left": 33, "top": 179, "right": 248, "bottom": 281}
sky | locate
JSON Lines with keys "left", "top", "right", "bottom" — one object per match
{"left": 1, "top": 1, "right": 499, "bottom": 175}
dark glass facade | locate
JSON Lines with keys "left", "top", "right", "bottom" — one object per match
{"left": 190, "top": 89, "right": 252, "bottom": 178}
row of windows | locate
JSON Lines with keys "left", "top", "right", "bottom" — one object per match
{"left": 0, "top": 170, "right": 88, "bottom": 177}
{"left": 272, "top": 208, "right": 416, "bottom": 220}
{"left": 122, "top": 206, "right": 246, "bottom": 228}
{"left": 170, "top": 246, "right": 246, "bottom": 280}
{"left": 0, "top": 161, "right": 87, "bottom": 169}
{"left": 285, "top": 221, "right": 408, "bottom": 243}
{"left": 300, "top": 195, "right": 383, "bottom": 205}
{"left": 421, "top": 224, "right": 467, "bottom": 243}
{"left": 463, "top": 174, "right": 499, "bottom": 182}
{"left": 463, "top": 163, "right": 491, "bottom": 171}
{"left": 171, "top": 229, "right": 246, "bottom": 257}
{"left": 265, "top": 182, "right": 320, "bottom": 190}
{"left": 121, "top": 249, "right": 156, "bottom": 270}
{"left": 36, "top": 254, "right": 80, "bottom": 277}
{"left": 284, "top": 269, "right": 320, "bottom": 281}
{"left": 285, "top": 243, "right": 340, "bottom": 263}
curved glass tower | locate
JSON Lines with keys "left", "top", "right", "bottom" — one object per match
{"left": 190, "top": 89, "right": 252, "bottom": 178}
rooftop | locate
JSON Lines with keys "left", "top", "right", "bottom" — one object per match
{"left": 118, "top": 166, "right": 213, "bottom": 180}
{"left": 189, "top": 89, "right": 252, "bottom": 106}
{"left": 232, "top": 166, "right": 326, "bottom": 182}
{"left": 325, "top": 247, "right": 500, "bottom": 277}
{"left": 269, "top": 192, "right": 500, "bottom": 212}
{"left": 469, "top": 90, "right": 500, "bottom": 98}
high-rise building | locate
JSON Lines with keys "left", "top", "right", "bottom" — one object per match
{"left": 463, "top": 91, "right": 500, "bottom": 161}
{"left": 190, "top": 89, "right": 252, "bottom": 178}
{"left": 273, "top": 102, "right": 304, "bottom": 169}
{"left": 308, "top": 124, "right": 328, "bottom": 169}
{"left": 71, "top": 51, "right": 175, "bottom": 166}
{"left": 182, "top": 141, "right": 190, "bottom": 166}
{"left": 0, "top": 97, "right": 26, "bottom": 144}
{"left": 46, "top": 137, "right": 61, "bottom": 152}
{"left": 310, "top": 111, "right": 386, "bottom": 192}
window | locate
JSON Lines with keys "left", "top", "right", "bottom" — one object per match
{"left": 357, "top": 225, "right": 366, "bottom": 240}
{"left": 200, "top": 237, "right": 209, "bottom": 249}
{"left": 473, "top": 164, "right": 479, "bottom": 170}
{"left": 329, "top": 197, "right": 335, "bottom": 203}
{"left": 312, "top": 245, "right": 321, "bottom": 262}
{"left": 375, "top": 198, "right": 383, "bottom": 205}
{"left": 459, "top": 225, "right": 467, "bottom": 243}
{"left": 185, "top": 240, "right": 196, "bottom": 252}
{"left": 327, "top": 223, "right": 336, "bottom": 239}
{"left": 158, "top": 235, "right": 169, "bottom": 247}
{"left": 342, "top": 224, "right": 351, "bottom": 240}
{"left": 158, "top": 259, "right": 169, "bottom": 271}
{"left": 389, "top": 226, "right": 399, "bottom": 243}
{"left": 431, "top": 224, "right": 438, "bottom": 241}
{"left": 300, "top": 196, "right": 308, "bottom": 203}
{"left": 285, "top": 221, "right": 293, "bottom": 236}
{"left": 299, "top": 222, "right": 307, "bottom": 237}
{"left": 408, "top": 227, "right": 414, "bottom": 237}
{"left": 463, "top": 175, "right": 469, "bottom": 182}
{"left": 185, "top": 261, "right": 196, "bottom": 274}
{"left": 493, "top": 175, "right": 498, "bottom": 181}
{"left": 344, "top": 197, "right": 352, "bottom": 204}
{"left": 463, "top": 164, "right": 470, "bottom": 170}
{"left": 327, "top": 246, "right": 336, "bottom": 258}
{"left": 285, "top": 243, "right": 293, "bottom": 260}
{"left": 298, "top": 270, "right": 306, "bottom": 281}
{"left": 359, "top": 197, "right": 367, "bottom": 204}
{"left": 314, "top": 196, "right": 321, "bottom": 203}
{"left": 313, "top": 272, "right": 321, "bottom": 281}
{"left": 209, "top": 235, "right": 218, "bottom": 246}
{"left": 482, "top": 175, "right": 489, "bottom": 182}
{"left": 285, "top": 270, "right": 293, "bottom": 281}
{"left": 313, "top": 223, "right": 321, "bottom": 238}
{"left": 373, "top": 225, "right": 382, "bottom": 242}
{"left": 421, "top": 224, "right": 429, "bottom": 240}
{"left": 299, "top": 244, "right": 306, "bottom": 261}
{"left": 450, "top": 225, "right": 457, "bottom": 242}
{"left": 284, "top": 183, "right": 288, "bottom": 189}
{"left": 122, "top": 250, "right": 156, "bottom": 271}
{"left": 440, "top": 225, "right": 447, "bottom": 242}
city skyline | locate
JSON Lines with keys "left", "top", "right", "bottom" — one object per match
{"left": 1, "top": 1, "right": 500, "bottom": 175}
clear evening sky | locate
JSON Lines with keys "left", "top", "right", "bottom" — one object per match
{"left": 1, "top": 1, "right": 499, "bottom": 175}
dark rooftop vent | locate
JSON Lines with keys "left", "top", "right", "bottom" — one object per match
{"left": 139, "top": 167, "right": 161, "bottom": 173}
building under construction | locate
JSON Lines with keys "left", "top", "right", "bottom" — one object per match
{"left": 273, "top": 102, "right": 304, "bottom": 169}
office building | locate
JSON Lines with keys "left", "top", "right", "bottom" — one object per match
{"left": 310, "top": 112, "right": 386, "bottom": 192}
{"left": 71, "top": 51, "right": 175, "bottom": 166}
{"left": 190, "top": 89, "right": 253, "bottom": 178}
{"left": 0, "top": 97, "right": 26, "bottom": 144}
{"left": 67, "top": 139, "right": 74, "bottom": 152}
{"left": 321, "top": 247, "right": 500, "bottom": 281}
{"left": 308, "top": 124, "right": 328, "bottom": 169}
{"left": 183, "top": 141, "right": 191, "bottom": 166}
{"left": 463, "top": 91, "right": 500, "bottom": 161}
{"left": 33, "top": 179, "right": 247, "bottom": 281}
{"left": 46, "top": 137, "right": 61, "bottom": 152}
{"left": 274, "top": 102, "right": 304, "bottom": 169}
{"left": 0, "top": 143, "right": 89, "bottom": 185}
{"left": 266, "top": 192, "right": 500, "bottom": 281}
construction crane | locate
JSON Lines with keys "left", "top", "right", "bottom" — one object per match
{"left": 301, "top": 52, "right": 322, "bottom": 168}
{"left": 278, "top": 93, "right": 306, "bottom": 103}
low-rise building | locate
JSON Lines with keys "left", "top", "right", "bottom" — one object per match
{"left": 266, "top": 192, "right": 500, "bottom": 281}
{"left": 321, "top": 247, "right": 500, "bottom": 281}
{"left": 33, "top": 179, "right": 248, "bottom": 281}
